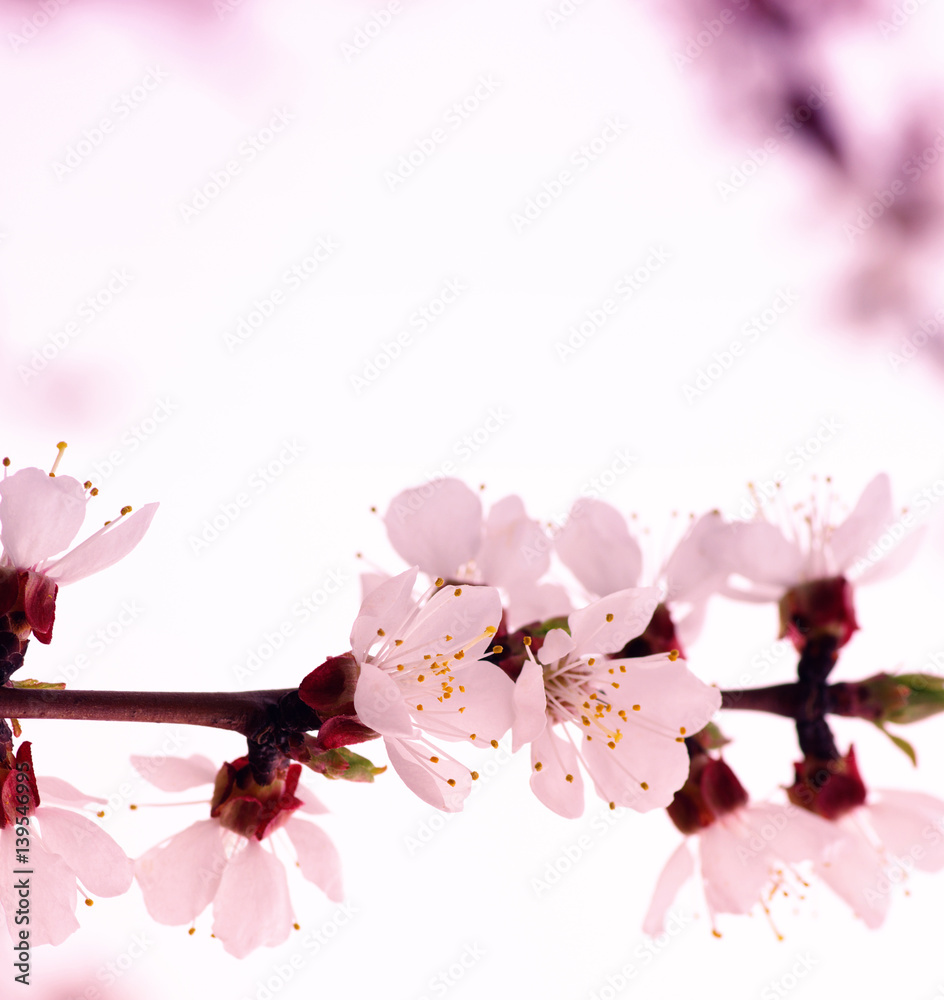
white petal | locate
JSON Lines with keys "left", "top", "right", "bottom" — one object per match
{"left": 131, "top": 753, "right": 218, "bottom": 791}
{"left": 568, "top": 588, "right": 661, "bottom": 655}
{"left": 511, "top": 655, "right": 548, "bottom": 753}
{"left": 555, "top": 498, "right": 642, "bottom": 597}
{"left": 829, "top": 474, "right": 894, "bottom": 574}
{"left": 478, "top": 494, "right": 550, "bottom": 589}
{"left": 537, "top": 628, "right": 575, "bottom": 665}
{"left": 529, "top": 727, "right": 585, "bottom": 819}
{"left": 36, "top": 806, "right": 133, "bottom": 897}
{"left": 285, "top": 819, "right": 343, "bottom": 901}
{"left": 0, "top": 468, "right": 87, "bottom": 570}
{"left": 212, "top": 840, "right": 293, "bottom": 957}
{"left": 642, "top": 840, "right": 695, "bottom": 936}
{"left": 384, "top": 737, "right": 471, "bottom": 812}
{"left": 350, "top": 567, "right": 418, "bottom": 662}
{"left": 36, "top": 775, "right": 106, "bottom": 807}
{"left": 725, "top": 521, "right": 804, "bottom": 588}
{"left": 353, "top": 661, "right": 416, "bottom": 738}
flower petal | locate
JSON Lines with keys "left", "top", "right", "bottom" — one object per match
{"left": 816, "top": 817, "right": 889, "bottom": 928}
{"left": 350, "top": 567, "right": 418, "bottom": 663}
{"left": 135, "top": 819, "right": 227, "bottom": 925}
{"left": 537, "top": 628, "right": 575, "bottom": 666}
{"left": 1, "top": 828, "right": 79, "bottom": 946}
{"left": 420, "top": 661, "right": 516, "bottom": 747}
{"left": 867, "top": 790, "right": 944, "bottom": 871}
{"left": 37, "top": 806, "right": 133, "bottom": 897}
{"left": 725, "top": 521, "right": 805, "bottom": 588}
{"left": 0, "top": 468, "right": 87, "bottom": 569}
{"left": 663, "top": 512, "right": 733, "bottom": 603}
{"left": 829, "top": 474, "right": 894, "bottom": 574}
{"left": 384, "top": 479, "right": 482, "bottom": 579}
{"left": 212, "top": 840, "right": 294, "bottom": 957}
{"left": 529, "top": 727, "right": 585, "bottom": 819}
{"left": 556, "top": 499, "right": 642, "bottom": 597}
{"left": 384, "top": 736, "right": 471, "bottom": 812}
{"left": 477, "top": 495, "right": 550, "bottom": 589}
{"left": 36, "top": 775, "right": 106, "bottom": 807}
{"left": 131, "top": 753, "right": 218, "bottom": 792}
{"left": 44, "top": 502, "right": 159, "bottom": 584}
{"left": 642, "top": 840, "right": 695, "bottom": 936}
{"left": 354, "top": 662, "right": 416, "bottom": 738}
{"left": 285, "top": 818, "right": 343, "bottom": 901}
{"left": 512, "top": 655, "right": 548, "bottom": 753}
{"left": 568, "top": 588, "right": 662, "bottom": 655}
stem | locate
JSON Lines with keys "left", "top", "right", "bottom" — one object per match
{"left": 0, "top": 686, "right": 314, "bottom": 739}
{"left": 720, "top": 684, "right": 803, "bottom": 717}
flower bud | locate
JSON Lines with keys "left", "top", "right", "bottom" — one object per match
{"left": 666, "top": 756, "right": 747, "bottom": 834}
{"left": 209, "top": 757, "right": 303, "bottom": 840}
{"left": 778, "top": 576, "right": 858, "bottom": 652}
{"left": 786, "top": 746, "right": 867, "bottom": 820}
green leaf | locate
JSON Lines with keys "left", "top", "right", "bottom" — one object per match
{"left": 298, "top": 740, "right": 386, "bottom": 782}
{"left": 872, "top": 721, "right": 918, "bottom": 767}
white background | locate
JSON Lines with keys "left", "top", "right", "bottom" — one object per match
{"left": 2, "top": 0, "right": 944, "bottom": 997}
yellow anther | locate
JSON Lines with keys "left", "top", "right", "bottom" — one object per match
{"left": 523, "top": 636, "right": 532, "bottom": 647}
{"left": 612, "top": 682, "right": 620, "bottom": 689}
{"left": 632, "top": 704, "right": 641, "bottom": 712}
{"left": 605, "top": 613, "right": 614, "bottom": 623}
{"left": 96, "top": 810, "right": 105, "bottom": 818}
{"left": 454, "top": 650, "right": 465, "bottom": 660}
{"left": 377, "top": 628, "right": 386, "bottom": 637}
{"left": 293, "top": 923, "right": 300, "bottom": 931}
{"left": 470, "top": 733, "right": 477, "bottom": 740}
{"left": 607, "top": 741, "right": 615, "bottom": 749}
{"left": 454, "top": 588, "right": 462, "bottom": 596}
{"left": 609, "top": 802, "right": 615, "bottom": 810}
{"left": 675, "top": 737, "right": 684, "bottom": 743}
{"left": 120, "top": 505, "right": 132, "bottom": 516}
{"left": 90, "top": 487, "right": 99, "bottom": 496}
{"left": 417, "top": 674, "right": 425, "bottom": 682}
{"left": 395, "top": 639, "right": 403, "bottom": 646}
{"left": 396, "top": 664, "right": 404, "bottom": 671}
{"left": 535, "top": 762, "right": 543, "bottom": 771}
{"left": 84, "top": 480, "right": 93, "bottom": 489}
{"left": 679, "top": 727, "right": 686, "bottom": 735}
{"left": 430, "top": 756, "right": 439, "bottom": 763}
{"left": 640, "top": 782, "right": 649, "bottom": 790}
{"left": 619, "top": 665, "right": 626, "bottom": 673}
{"left": 471, "top": 771, "right": 479, "bottom": 780}
{"left": 445, "top": 634, "right": 453, "bottom": 642}
{"left": 668, "top": 649, "right": 680, "bottom": 661}
{"left": 565, "top": 774, "right": 574, "bottom": 783}
{"left": 458, "top": 685, "right": 465, "bottom": 693}
{"left": 447, "top": 778, "right": 456, "bottom": 787}
{"left": 588, "top": 657, "right": 596, "bottom": 666}
{"left": 416, "top": 704, "right": 423, "bottom": 711}
{"left": 129, "top": 804, "right": 138, "bottom": 810}
{"left": 490, "top": 739, "right": 498, "bottom": 749}
{"left": 435, "top": 577, "right": 445, "bottom": 587}
{"left": 188, "top": 927, "right": 196, "bottom": 936}
{"left": 484, "top": 625, "right": 497, "bottom": 635}
{"left": 85, "top": 898, "right": 93, "bottom": 907}
{"left": 490, "top": 645, "right": 504, "bottom": 655}
{"left": 1, "top": 458, "right": 9, "bottom": 467}
{"left": 49, "top": 441, "right": 68, "bottom": 477}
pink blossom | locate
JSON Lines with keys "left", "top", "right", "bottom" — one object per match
{"left": 351, "top": 567, "right": 515, "bottom": 811}
{"left": 133, "top": 754, "right": 343, "bottom": 958}
{"left": 717, "top": 474, "right": 921, "bottom": 603}
{"left": 0, "top": 451, "right": 158, "bottom": 644}
{"left": 0, "top": 744, "right": 134, "bottom": 946}
{"left": 554, "top": 498, "right": 733, "bottom": 645}
{"left": 644, "top": 800, "right": 838, "bottom": 937}
{"left": 510, "top": 588, "right": 721, "bottom": 818}
{"left": 381, "top": 478, "right": 565, "bottom": 630}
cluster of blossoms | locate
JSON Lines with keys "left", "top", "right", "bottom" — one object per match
{"left": 2, "top": 449, "right": 944, "bottom": 960}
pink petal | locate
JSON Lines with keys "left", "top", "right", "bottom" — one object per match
{"left": 354, "top": 662, "right": 416, "bottom": 738}
{"left": 568, "top": 588, "right": 662, "bottom": 655}
{"left": 212, "top": 840, "right": 294, "bottom": 957}
{"left": 512, "top": 655, "right": 548, "bottom": 753}
{"left": 404, "top": 582, "right": 503, "bottom": 661}
{"left": 350, "top": 567, "right": 418, "bottom": 662}
{"left": 816, "top": 818, "right": 889, "bottom": 928}
{"left": 384, "top": 479, "right": 483, "bottom": 579}
{"left": 359, "top": 571, "right": 390, "bottom": 601}
{"left": 663, "top": 512, "right": 733, "bottom": 603}
{"left": 45, "top": 502, "right": 159, "bottom": 584}
{"left": 505, "top": 581, "right": 572, "bottom": 632}
{"left": 854, "top": 524, "right": 926, "bottom": 585}
{"left": 420, "top": 661, "right": 516, "bottom": 747}
{"left": 384, "top": 736, "right": 472, "bottom": 812}
{"left": 700, "top": 818, "right": 773, "bottom": 915}
{"left": 285, "top": 818, "right": 343, "bottom": 901}
{"left": 829, "top": 474, "right": 894, "bottom": 574}
{"left": 537, "top": 628, "right": 575, "bottom": 665}
{"left": 37, "top": 806, "right": 133, "bottom": 897}
{"left": 135, "top": 819, "right": 227, "bottom": 925}
{"left": 867, "top": 790, "right": 944, "bottom": 871}
{"left": 529, "top": 727, "right": 585, "bottom": 819}
{"left": 0, "top": 468, "right": 87, "bottom": 569}
{"left": 477, "top": 494, "right": 550, "bottom": 589}
{"left": 555, "top": 499, "right": 642, "bottom": 597}
{"left": 725, "top": 521, "right": 804, "bottom": 588}
{"left": 1, "top": 828, "right": 80, "bottom": 946}
{"left": 131, "top": 753, "right": 219, "bottom": 792}
{"left": 295, "top": 787, "right": 330, "bottom": 815}
{"left": 642, "top": 840, "right": 695, "bottom": 936}
{"left": 740, "top": 803, "right": 837, "bottom": 864}
{"left": 37, "top": 775, "right": 106, "bottom": 807}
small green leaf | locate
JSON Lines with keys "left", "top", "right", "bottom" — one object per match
{"left": 872, "top": 721, "right": 918, "bottom": 767}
